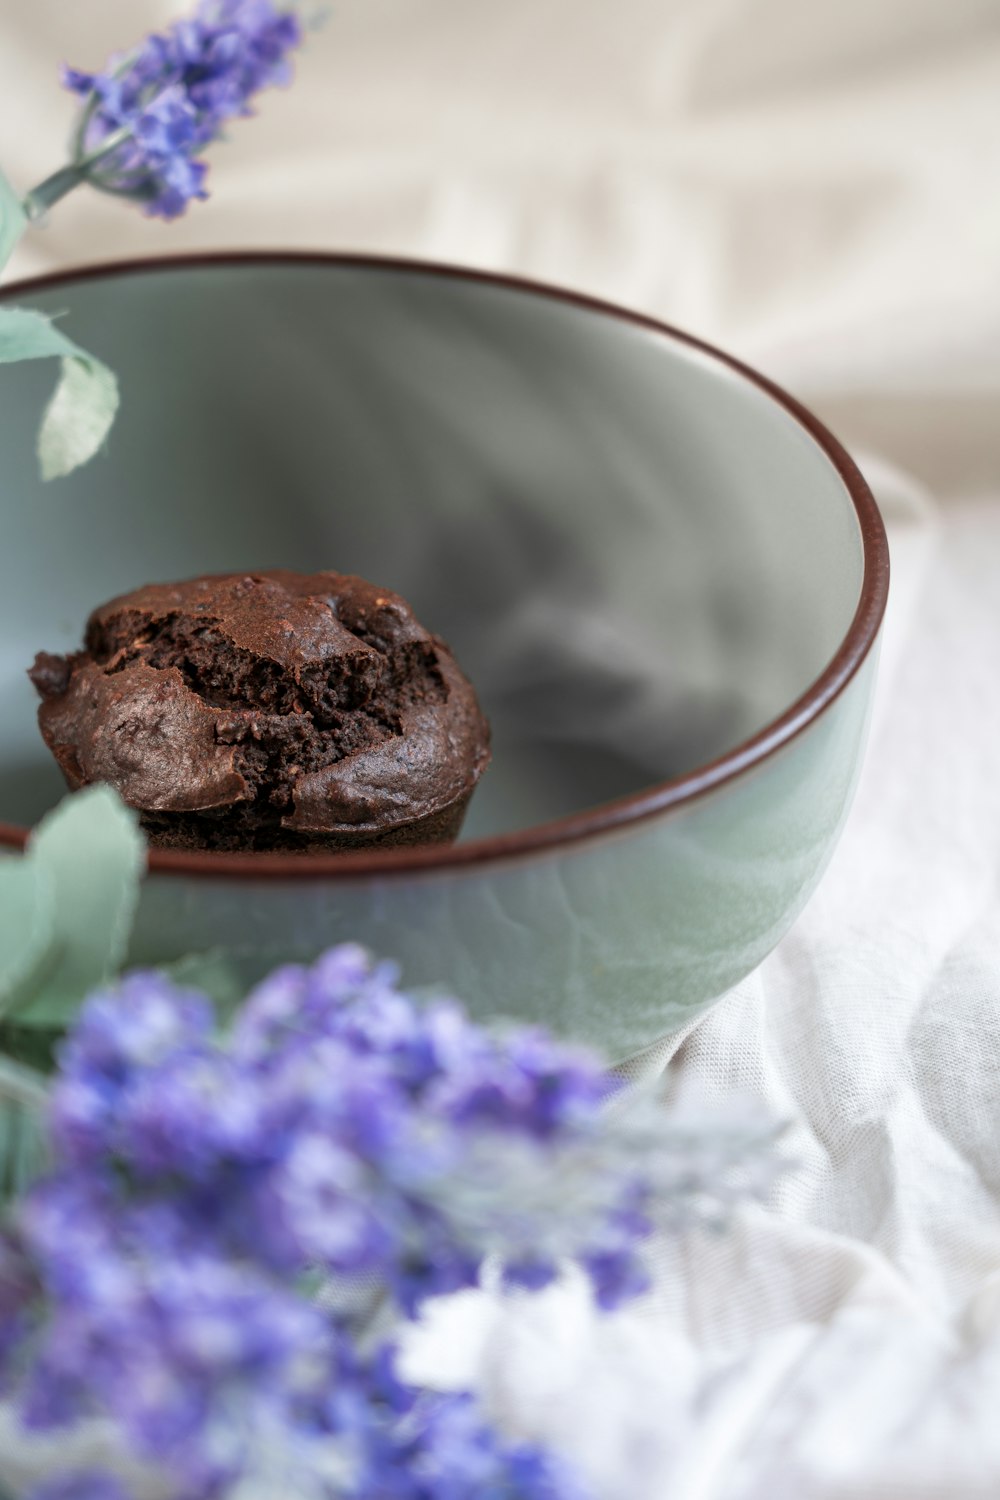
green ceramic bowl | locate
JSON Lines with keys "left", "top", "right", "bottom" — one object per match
{"left": 0, "top": 255, "right": 888, "bottom": 1062}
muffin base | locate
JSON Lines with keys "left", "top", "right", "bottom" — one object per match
{"left": 138, "top": 788, "right": 473, "bottom": 854}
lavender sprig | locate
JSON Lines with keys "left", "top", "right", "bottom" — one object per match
{"left": 44, "top": 951, "right": 642, "bottom": 1313}
{"left": 26, "top": 1, "right": 304, "bottom": 222}
{"left": 0, "top": 946, "right": 786, "bottom": 1497}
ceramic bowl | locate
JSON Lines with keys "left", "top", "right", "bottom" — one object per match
{"left": 0, "top": 255, "right": 888, "bottom": 1063}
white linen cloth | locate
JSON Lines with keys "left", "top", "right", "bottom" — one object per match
{"left": 1, "top": 0, "right": 999, "bottom": 1493}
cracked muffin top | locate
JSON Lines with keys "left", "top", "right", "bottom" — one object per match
{"left": 29, "top": 570, "right": 491, "bottom": 853}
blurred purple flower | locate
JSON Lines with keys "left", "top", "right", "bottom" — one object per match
{"left": 19, "top": 1197, "right": 331, "bottom": 1488}
{"left": 308, "top": 1341, "right": 587, "bottom": 1500}
{"left": 5, "top": 949, "right": 632, "bottom": 1491}
{"left": 60, "top": 0, "right": 303, "bottom": 218}
{"left": 0, "top": 945, "right": 783, "bottom": 1495}
{"left": 358, "top": 1384, "right": 588, "bottom": 1500}
{"left": 42, "top": 950, "right": 640, "bottom": 1317}
{"left": 51, "top": 973, "right": 215, "bottom": 1167}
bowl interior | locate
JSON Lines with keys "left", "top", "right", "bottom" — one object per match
{"left": 0, "top": 260, "right": 864, "bottom": 841}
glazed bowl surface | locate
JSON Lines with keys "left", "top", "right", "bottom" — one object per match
{"left": 0, "top": 255, "right": 888, "bottom": 1060}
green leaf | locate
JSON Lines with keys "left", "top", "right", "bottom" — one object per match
{"left": 38, "top": 353, "right": 120, "bottom": 481}
{"left": 160, "top": 949, "right": 246, "bottom": 1015}
{"left": 0, "top": 305, "right": 120, "bottom": 480}
{"left": 0, "top": 857, "right": 56, "bottom": 1020}
{"left": 0, "top": 1054, "right": 49, "bottom": 1111}
{"left": 0, "top": 1023, "right": 61, "bottom": 1073}
{"left": 0, "top": 1055, "right": 50, "bottom": 1199}
{"left": 0, "top": 166, "right": 27, "bottom": 274}
{"left": 15, "top": 786, "right": 145, "bottom": 1027}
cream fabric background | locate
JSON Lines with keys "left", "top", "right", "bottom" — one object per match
{"left": 2, "top": 1, "right": 1000, "bottom": 1494}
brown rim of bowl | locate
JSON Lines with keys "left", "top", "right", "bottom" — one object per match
{"left": 0, "top": 250, "right": 889, "bottom": 882}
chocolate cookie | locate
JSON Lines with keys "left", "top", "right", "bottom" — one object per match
{"left": 29, "top": 570, "right": 490, "bottom": 852}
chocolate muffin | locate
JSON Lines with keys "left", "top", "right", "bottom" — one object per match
{"left": 29, "top": 570, "right": 490, "bottom": 853}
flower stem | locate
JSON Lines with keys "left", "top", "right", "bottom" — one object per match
{"left": 22, "top": 127, "right": 131, "bottom": 223}
{"left": 22, "top": 163, "right": 88, "bottom": 222}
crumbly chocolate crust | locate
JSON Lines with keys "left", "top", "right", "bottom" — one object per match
{"left": 29, "top": 571, "right": 490, "bottom": 852}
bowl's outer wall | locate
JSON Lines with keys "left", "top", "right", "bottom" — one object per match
{"left": 0, "top": 259, "right": 883, "bottom": 1057}
{"left": 130, "top": 650, "right": 879, "bottom": 1061}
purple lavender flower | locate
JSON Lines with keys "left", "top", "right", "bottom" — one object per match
{"left": 50, "top": 973, "right": 215, "bottom": 1167}
{"left": 5, "top": 950, "right": 641, "bottom": 1488}
{"left": 231, "top": 955, "right": 639, "bottom": 1310}
{"left": 60, "top": 0, "right": 303, "bottom": 218}
{"left": 362, "top": 1387, "right": 587, "bottom": 1500}
{"left": 19, "top": 1208, "right": 333, "bottom": 1490}
{"left": 0, "top": 946, "right": 782, "bottom": 1495}
{"left": 43, "top": 953, "right": 642, "bottom": 1316}
{"left": 311, "top": 1342, "right": 588, "bottom": 1500}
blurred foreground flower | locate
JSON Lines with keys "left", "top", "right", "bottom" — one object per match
{"left": 0, "top": 946, "right": 787, "bottom": 1498}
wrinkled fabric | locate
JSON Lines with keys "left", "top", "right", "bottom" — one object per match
{"left": 1, "top": 0, "right": 999, "bottom": 1493}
